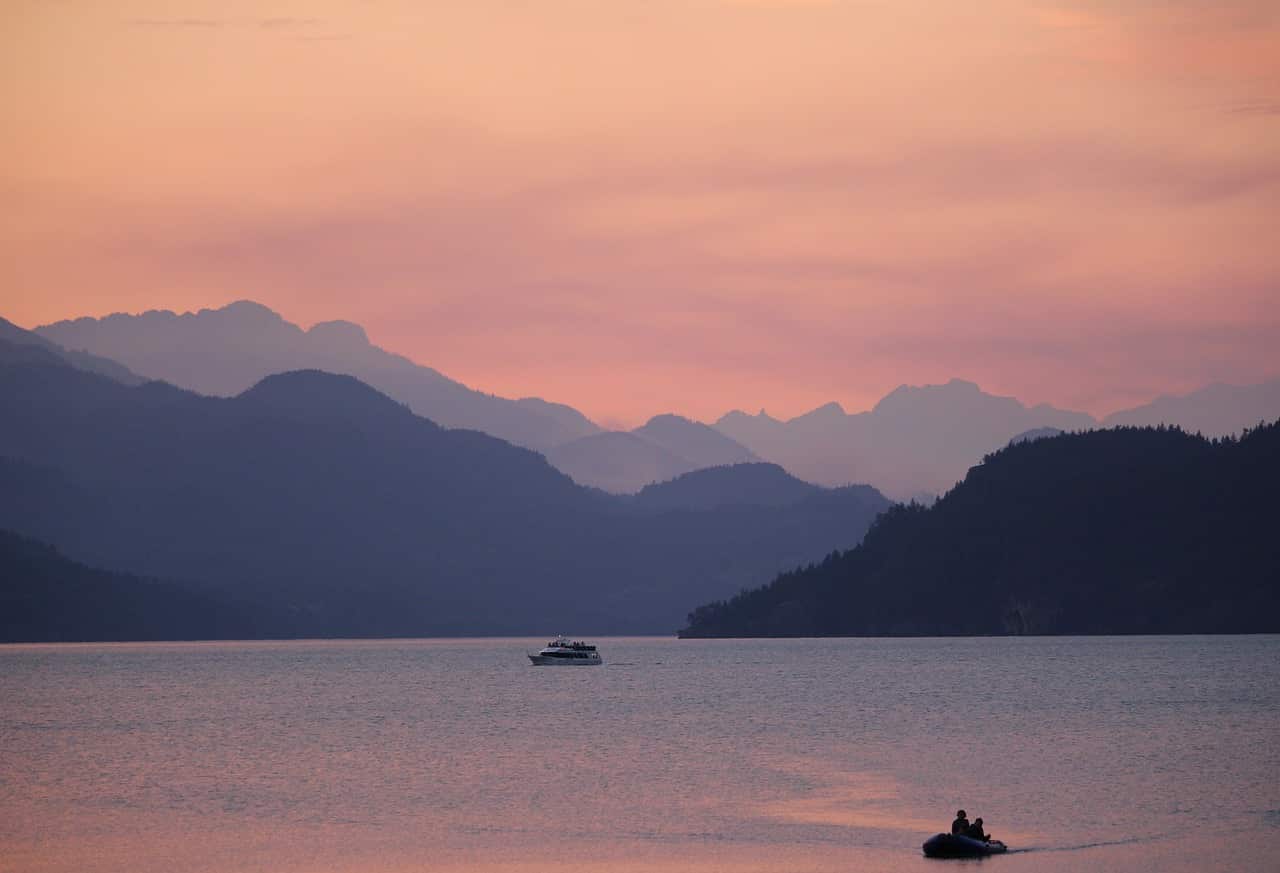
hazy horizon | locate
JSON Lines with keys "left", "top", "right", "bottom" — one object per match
{"left": 19, "top": 299, "right": 1280, "bottom": 431}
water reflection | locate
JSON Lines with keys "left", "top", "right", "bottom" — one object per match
{"left": 2, "top": 636, "right": 1277, "bottom": 872}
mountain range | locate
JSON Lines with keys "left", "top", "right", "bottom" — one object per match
{"left": 681, "top": 421, "right": 1280, "bottom": 637}
{"left": 34, "top": 302, "right": 1278, "bottom": 500}
{"left": 37, "top": 301, "right": 600, "bottom": 452}
{"left": 0, "top": 329, "right": 890, "bottom": 638}
{"left": 547, "top": 415, "right": 758, "bottom": 492}
{"left": 6, "top": 302, "right": 1277, "bottom": 641}
{"left": 715, "top": 381, "right": 1096, "bottom": 498}
{"left": 715, "top": 377, "right": 1280, "bottom": 498}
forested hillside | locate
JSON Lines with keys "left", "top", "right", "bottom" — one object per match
{"left": 0, "top": 530, "right": 275, "bottom": 642}
{"left": 681, "top": 423, "right": 1280, "bottom": 636}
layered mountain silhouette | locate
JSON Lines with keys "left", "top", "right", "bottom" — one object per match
{"left": 548, "top": 414, "right": 758, "bottom": 492}
{"left": 714, "top": 380, "right": 1095, "bottom": 499}
{"left": 35, "top": 301, "right": 600, "bottom": 451}
{"left": 713, "top": 377, "right": 1280, "bottom": 499}
{"left": 0, "top": 341, "right": 890, "bottom": 638}
{"left": 1, "top": 316, "right": 142, "bottom": 385}
{"left": 680, "top": 422, "right": 1280, "bottom": 637}
{"left": 1101, "top": 380, "right": 1280, "bottom": 436}
{"left": 0, "top": 530, "right": 277, "bottom": 642}
{"left": 632, "top": 463, "right": 870, "bottom": 513}
{"left": 35, "top": 303, "right": 1276, "bottom": 500}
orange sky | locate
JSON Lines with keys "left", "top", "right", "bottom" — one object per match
{"left": 3, "top": 0, "right": 1279, "bottom": 427}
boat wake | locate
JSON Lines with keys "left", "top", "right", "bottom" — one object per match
{"left": 1008, "top": 833, "right": 1168, "bottom": 854}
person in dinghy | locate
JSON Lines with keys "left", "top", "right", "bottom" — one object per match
{"left": 923, "top": 809, "right": 1007, "bottom": 857}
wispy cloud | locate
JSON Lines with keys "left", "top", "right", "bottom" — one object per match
{"left": 257, "top": 18, "right": 322, "bottom": 30}
{"left": 1227, "top": 101, "right": 1280, "bottom": 116}
{"left": 126, "top": 16, "right": 321, "bottom": 31}
{"left": 127, "top": 18, "right": 224, "bottom": 29}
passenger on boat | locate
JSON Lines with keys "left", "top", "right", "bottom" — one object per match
{"left": 950, "top": 810, "right": 969, "bottom": 835}
{"left": 965, "top": 818, "right": 990, "bottom": 842}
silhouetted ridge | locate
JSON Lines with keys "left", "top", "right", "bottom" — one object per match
{"left": 876, "top": 377, "right": 979, "bottom": 405}
{"left": 545, "top": 431, "right": 694, "bottom": 493}
{"left": 635, "top": 414, "right": 756, "bottom": 465}
{"left": 0, "top": 355, "right": 888, "bottom": 637}
{"left": 793, "top": 401, "right": 847, "bottom": 422}
{"left": 0, "top": 337, "right": 65, "bottom": 368}
{"left": 550, "top": 414, "right": 757, "bottom": 492}
{"left": 712, "top": 380, "right": 1097, "bottom": 498}
{"left": 0, "top": 317, "right": 142, "bottom": 385}
{"left": 714, "top": 409, "right": 780, "bottom": 427}
{"left": 634, "top": 463, "right": 823, "bottom": 511}
{"left": 713, "top": 377, "right": 1280, "bottom": 499}
{"left": 35, "top": 301, "right": 600, "bottom": 450}
{"left": 1008, "top": 426, "right": 1064, "bottom": 445}
{"left": 237, "top": 370, "right": 421, "bottom": 423}
{"left": 0, "top": 529, "right": 276, "bottom": 642}
{"left": 307, "top": 319, "right": 370, "bottom": 347}
{"left": 1103, "top": 379, "right": 1280, "bottom": 436}
{"left": 220, "top": 299, "right": 289, "bottom": 323}
{"left": 681, "top": 423, "right": 1280, "bottom": 637}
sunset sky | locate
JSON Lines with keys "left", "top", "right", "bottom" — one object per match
{"left": 4, "top": 0, "right": 1278, "bottom": 428}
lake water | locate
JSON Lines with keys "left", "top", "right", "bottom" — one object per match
{"left": 2, "top": 636, "right": 1278, "bottom": 873}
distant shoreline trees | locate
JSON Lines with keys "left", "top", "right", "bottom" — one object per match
{"left": 680, "top": 421, "right": 1280, "bottom": 637}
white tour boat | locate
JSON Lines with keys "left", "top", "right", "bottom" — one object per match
{"left": 528, "top": 636, "right": 603, "bottom": 666}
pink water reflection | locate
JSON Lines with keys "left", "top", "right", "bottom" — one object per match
{"left": 3, "top": 637, "right": 1277, "bottom": 872}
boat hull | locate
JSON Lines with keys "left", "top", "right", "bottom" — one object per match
{"left": 528, "top": 654, "right": 602, "bottom": 665}
{"left": 922, "top": 833, "right": 1007, "bottom": 858}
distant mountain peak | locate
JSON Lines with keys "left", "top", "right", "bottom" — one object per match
{"left": 871, "top": 378, "right": 1017, "bottom": 418}
{"left": 872, "top": 383, "right": 913, "bottom": 411}
{"left": 712, "top": 411, "right": 766, "bottom": 434}
{"left": 794, "top": 401, "right": 846, "bottom": 421}
{"left": 210, "top": 299, "right": 287, "bottom": 324}
{"left": 35, "top": 301, "right": 600, "bottom": 449}
{"left": 549, "top": 413, "right": 757, "bottom": 492}
{"left": 220, "top": 299, "right": 275, "bottom": 314}
{"left": 641, "top": 412, "right": 695, "bottom": 428}
{"left": 239, "top": 368, "right": 362, "bottom": 397}
{"left": 307, "top": 319, "right": 371, "bottom": 348}
{"left": 236, "top": 369, "right": 418, "bottom": 422}
{"left": 632, "top": 461, "right": 839, "bottom": 511}
{"left": 635, "top": 413, "right": 757, "bottom": 465}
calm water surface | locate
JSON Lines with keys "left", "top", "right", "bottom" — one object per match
{"left": 2, "top": 636, "right": 1278, "bottom": 872}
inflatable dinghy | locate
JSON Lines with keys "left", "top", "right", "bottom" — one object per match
{"left": 922, "top": 833, "right": 1008, "bottom": 858}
